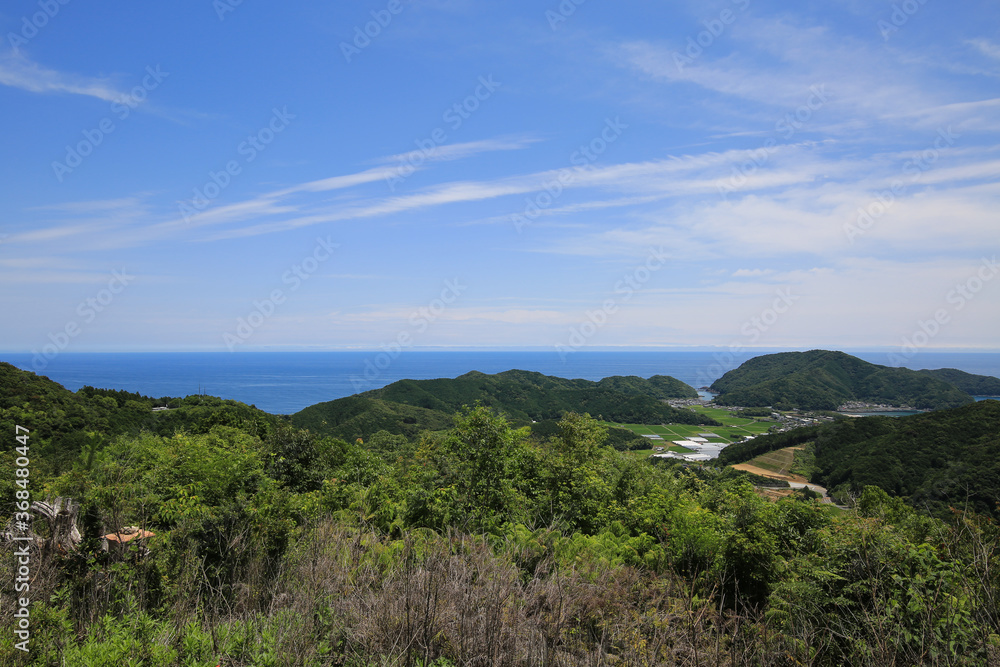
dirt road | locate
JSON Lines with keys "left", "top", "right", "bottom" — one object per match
{"left": 732, "top": 463, "right": 832, "bottom": 503}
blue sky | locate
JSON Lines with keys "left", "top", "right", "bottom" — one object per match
{"left": 1, "top": 0, "right": 998, "bottom": 354}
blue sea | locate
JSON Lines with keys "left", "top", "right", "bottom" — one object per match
{"left": 3, "top": 350, "right": 999, "bottom": 415}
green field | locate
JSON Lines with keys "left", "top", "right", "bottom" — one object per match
{"left": 745, "top": 447, "right": 798, "bottom": 476}
{"left": 603, "top": 404, "right": 782, "bottom": 460}
{"left": 603, "top": 406, "right": 776, "bottom": 446}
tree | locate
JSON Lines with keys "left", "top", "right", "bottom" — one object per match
{"left": 444, "top": 405, "right": 527, "bottom": 528}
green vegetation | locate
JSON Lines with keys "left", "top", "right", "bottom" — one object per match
{"left": 3, "top": 363, "right": 1000, "bottom": 665}
{"left": 918, "top": 367, "right": 1000, "bottom": 396}
{"left": 720, "top": 400, "right": 1000, "bottom": 521}
{"left": 607, "top": 420, "right": 771, "bottom": 443}
{"left": 528, "top": 418, "right": 650, "bottom": 451}
{"left": 293, "top": 369, "right": 717, "bottom": 442}
{"left": 718, "top": 426, "right": 824, "bottom": 467}
{"left": 813, "top": 400, "right": 1000, "bottom": 519}
{"left": 711, "top": 349, "right": 974, "bottom": 411}
{"left": 743, "top": 447, "right": 799, "bottom": 476}
{"left": 790, "top": 441, "right": 821, "bottom": 479}
{"left": 735, "top": 406, "right": 774, "bottom": 417}
{"left": 0, "top": 362, "right": 284, "bottom": 483}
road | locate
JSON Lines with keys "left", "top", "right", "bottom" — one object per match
{"left": 731, "top": 463, "right": 834, "bottom": 504}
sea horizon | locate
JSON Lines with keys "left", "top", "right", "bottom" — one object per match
{"left": 4, "top": 349, "right": 999, "bottom": 416}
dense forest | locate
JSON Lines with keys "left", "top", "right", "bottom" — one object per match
{"left": 710, "top": 350, "right": 976, "bottom": 410}
{"left": 292, "top": 370, "right": 715, "bottom": 443}
{"left": 918, "top": 367, "right": 1000, "bottom": 396}
{"left": 718, "top": 400, "right": 1000, "bottom": 520}
{"left": 1, "top": 363, "right": 1000, "bottom": 665}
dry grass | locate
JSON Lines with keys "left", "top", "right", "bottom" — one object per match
{"left": 260, "top": 519, "right": 773, "bottom": 666}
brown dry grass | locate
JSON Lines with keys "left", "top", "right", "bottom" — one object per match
{"left": 731, "top": 463, "right": 808, "bottom": 485}
{"left": 261, "top": 520, "right": 775, "bottom": 666}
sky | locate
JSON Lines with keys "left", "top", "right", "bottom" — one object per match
{"left": 1, "top": 0, "right": 999, "bottom": 356}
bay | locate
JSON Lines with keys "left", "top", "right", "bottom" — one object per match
{"left": 3, "top": 350, "right": 999, "bottom": 415}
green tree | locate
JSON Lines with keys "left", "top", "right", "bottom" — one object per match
{"left": 444, "top": 405, "right": 527, "bottom": 529}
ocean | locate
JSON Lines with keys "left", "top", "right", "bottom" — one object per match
{"left": 3, "top": 350, "right": 999, "bottom": 415}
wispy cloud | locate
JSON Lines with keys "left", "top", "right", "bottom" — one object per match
{"left": 0, "top": 51, "right": 127, "bottom": 102}
{"left": 379, "top": 136, "right": 540, "bottom": 166}
{"left": 969, "top": 38, "right": 1000, "bottom": 61}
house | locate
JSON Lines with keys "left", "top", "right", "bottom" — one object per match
{"left": 103, "top": 526, "right": 155, "bottom": 555}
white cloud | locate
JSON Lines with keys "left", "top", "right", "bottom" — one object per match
{"left": 0, "top": 52, "right": 127, "bottom": 102}
{"left": 733, "top": 268, "right": 775, "bottom": 277}
{"left": 969, "top": 38, "right": 1000, "bottom": 61}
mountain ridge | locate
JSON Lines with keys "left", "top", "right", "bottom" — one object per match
{"left": 710, "top": 350, "right": 975, "bottom": 411}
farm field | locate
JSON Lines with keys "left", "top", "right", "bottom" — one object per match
{"left": 602, "top": 406, "right": 776, "bottom": 445}
{"left": 742, "top": 446, "right": 800, "bottom": 477}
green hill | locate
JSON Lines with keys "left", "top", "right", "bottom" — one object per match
{"left": 917, "top": 367, "right": 1000, "bottom": 396}
{"left": 0, "top": 361, "right": 283, "bottom": 476}
{"left": 526, "top": 417, "right": 651, "bottom": 451}
{"left": 814, "top": 400, "right": 1000, "bottom": 518}
{"left": 293, "top": 369, "right": 714, "bottom": 441}
{"left": 289, "top": 395, "right": 455, "bottom": 442}
{"left": 709, "top": 350, "right": 973, "bottom": 411}
{"left": 720, "top": 399, "right": 1000, "bottom": 519}
{"left": 5, "top": 360, "right": 1000, "bottom": 664}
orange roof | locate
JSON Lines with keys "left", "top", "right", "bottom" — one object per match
{"left": 104, "top": 529, "right": 155, "bottom": 543}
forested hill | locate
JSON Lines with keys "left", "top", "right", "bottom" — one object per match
{"left": 918, "top": 367, "right": 1000, "bottom": 396}
{"left": 720, "top": 399, "right": 1000, "bottom": 519}
{"left": 710, "top": 350, "right": 974, "bottom": 410}
{"left": 293, "top": 369, "right": 715, "bottom": 442}
{"left": 364, "top": 369, "right": 698, "bottom": 414}
{"left": 0, "top": 361, "right": 283, "bottom": 478}
{"left": 5, "top": 361, "right": 1000, "bottom": 663}
{"left": 814, "top": 400, "right": 1000, "bottom": 518}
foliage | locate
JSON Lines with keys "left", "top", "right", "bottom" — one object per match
{"left": 529, "top": 417, "right": 650, "bottom": 450}
{"left": 3, "top": 361, "right": 1000, "bottom": 665}
{"left": 293, "top": 370, "right": 716, "bottom": 444}
{"left": 815, "top": 400, "right": 1000, "bottom": 518}
{"left": 716, "top": 425, "right": 823, "bottom": 466}
{"left": 710, "top": 350, "right": 974, "bottom": 410}
{"left": 918, "top": 367, "right": 1000, "bottom": 396}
